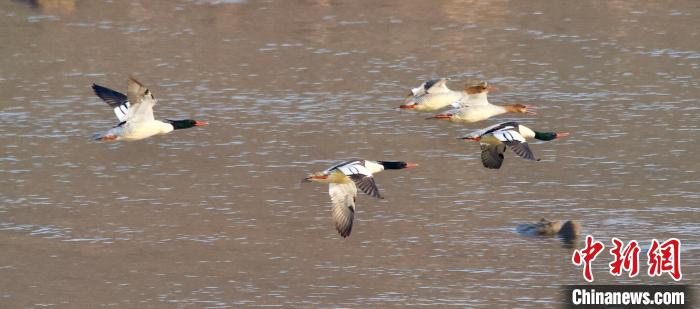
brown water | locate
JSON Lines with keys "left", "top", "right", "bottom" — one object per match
{"left": 1, "top": 0, "right": 698, "bottom": 307}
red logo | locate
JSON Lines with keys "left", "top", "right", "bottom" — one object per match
{"left": 647, "top": 238, "right": 682, "bottom": 281}
{"left": 572, "top": 236, "right": 682, "bottom": 282}
{"left": 609, "top": 238, "right": 640, "bottom": 278}
{"left": 572, "top": 235, "right": 605, "bottom": 282}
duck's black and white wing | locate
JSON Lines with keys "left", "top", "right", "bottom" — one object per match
{"left": 92, "top": 83, "right": 131, "bottom": 122}
{"left": 349, "top": 174, "right": 381, "bottom": 199}
{"left": 480, "top": 143, "right": 507, "bottom": 169}
{"left": 410, "top": 79, "right": 436, "bottom": 96}
{"left": 329, "top": 182, "right": 357, "bottom": 238}
{"left": 334, "top": 161, "right": 382, "bottom": 199}
{"left": 492, "top": 128, "right": 538, "bottom": 161}
{"left": 411, "top": 78, "right": 450, "bottom": 97}
{"left": 463, "top": 122, "right": 519, "bottom": 140}
{"left": 424, "top": 78, "right": 450, "bottom": 94}
{"left": 323, "top": 160, "right": 362, "bottom": 174}
{"left": 125, "top": 76, "right": 156, "bottom": 124}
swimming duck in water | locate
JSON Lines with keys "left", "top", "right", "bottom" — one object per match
{"left": 459, "top": 121, "right": 569, "bottom": 169}
{"left": 91, "top": 76, "right": 206, "bottom": 141}
{"left": 303, "top": 160, "right": 417, "bottom": 238}
{"left": 516, "top": 218, "right": 582, "bottom": 246}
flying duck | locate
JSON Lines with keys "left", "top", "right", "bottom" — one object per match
{"left": 400, "top": 77, "right": 466, "bottom": 111}
{"left": 428, "top": 103, "right": 534, "bottom": 123}
{"left": 91, "top": 76, "right": 206, "bottom": 141}
{"left": 460, "top": 121, "right": 568, "bottom": 169}
{"left": 303, "top": 160, "right": 418, "bottom": 238}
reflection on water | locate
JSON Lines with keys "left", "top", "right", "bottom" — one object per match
{"left": 1, "top": 0, "right": 699, "bottom": 307}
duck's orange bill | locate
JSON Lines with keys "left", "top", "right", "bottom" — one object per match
{"left": 459, "top": 136, "right": 481, "bottom": 142}
{"left": 405, "top": 163, "right": 419, "bottom": 168}
{"left": 302, "top": 174, "right": 328, "bottom": 182}
{"left": 556, "top": 132, "right": 570, "bottom": 138}
{"left": 100, "top": 135, "right": 118, "bottom": 141}
{"left": 195, "top": 121, "right": 208, "bottom": 126}
{"left": 399, "top": 104, "right": 416, "bottom": 109}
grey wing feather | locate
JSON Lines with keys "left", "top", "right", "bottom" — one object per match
{"left": 329, "top": 182, "right": 357, "bottom": 238}
{"left": 422, "top": 79, "right": 439, "bottom": 91}
{"left": 125, "top": 77, "right": 156, "bottom": 123}
{"left": 92, "top": 83, "right": 131, "bottom": 122}
{"left": 503, "top": 141, "right": 538, "bottom": 161}
{"left": 424, "top": 78, "right": 449, "bottom": 94}
{"left": 480, "top": 143, "right": 506, "bottom": 169}
{"left": 349, "top": 174, "right": 382, "bottom": 199}
{"left": 92, "top": 84, "right": 128, "bottom": 107}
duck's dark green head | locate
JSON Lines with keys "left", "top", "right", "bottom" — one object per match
{"left": 378, "top": 161, "right": 419, "bottom": 170}
{"left": 167, "top": 119, "right": 207, "bottom": 130}
{"left": 534, "top": 131, "right": 569, "bottom": 141}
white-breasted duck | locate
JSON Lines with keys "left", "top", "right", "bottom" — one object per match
{"left": 92, "top": 76, "right": 206, "bottom": 141}
{"left": 426, "top": 80, "right": 535, "bottom": 123}
{"left": 303, "top": 160, "right": 418, "bottom": 238}
{"left": 459, "top": 121, "right": 568, "bottom": 169}
{"left": 402, "top": 78, "right": 500, "bottom": 112}
{"left": 400, "top": 77, "right": 465, "bottom": 111}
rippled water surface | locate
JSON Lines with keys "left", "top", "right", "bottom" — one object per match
{"left": 1, "top": 0, "right": 698, "bottom": 307}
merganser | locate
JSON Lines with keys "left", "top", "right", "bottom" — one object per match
{"left": 459, "top": 122, "right": 569, "bottom": 169}
{"left": 516, "top": 218, "right": 581, "bottom": 246}
{"left": 303, "top": 160, "right": 418, "bottom": 238}
{"left": 91, "top": 77, "right": 206, "bottom": 141}
{"left": 400, "top": 77, "right": 465, "bottom": 111}
{"left": 400, "top": 78, "right": 498, "bottom": 112}
{"left": 428, "top": 103, "right": 534, "bottom": 123}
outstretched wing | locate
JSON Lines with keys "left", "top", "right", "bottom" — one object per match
{"left": 92, "top": 84, "right": 128, "bottom": 107}
{"left": 424, "top": 78, "right": 450, "bottom": 94}
{"left": 464, "top": 122, "right": 520, "bottom": 140}
{"left": 336, "top": 162, "right": 382, "bottom": 199}
{"left": 92, "top": 83, "right": 131, "bottom": 122}
{"left": 480, "top": 143, "right": 506, "bottom": 169}
{"left": 323, "top": 160, "right": 362, "bottom": 174}
{"left": 451, "top": 94, "right": 489, "bottom": 108}
{"left": 411, "top": 78, "right": 446, "bottom": 97}
{"left": 329, "top": 182, "right": 357, "bottom": 238}
{"left": 491, "top": 128, "right": 538, "bottom": 161}
{"left": 503, "top": 141, "right": 537, "bottom": 161}
{"left": 410, "top": 91, "right": 464, "bottom": 108}
{"left": 125, "top": 76, "right": 156, "bottom": 123}
{"left": 349, "top": 174, "right": 382, "bottom": 199}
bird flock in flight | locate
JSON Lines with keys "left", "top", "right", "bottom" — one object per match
{"left": 91, "top": 76, "right": 568, "bottom": 238}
